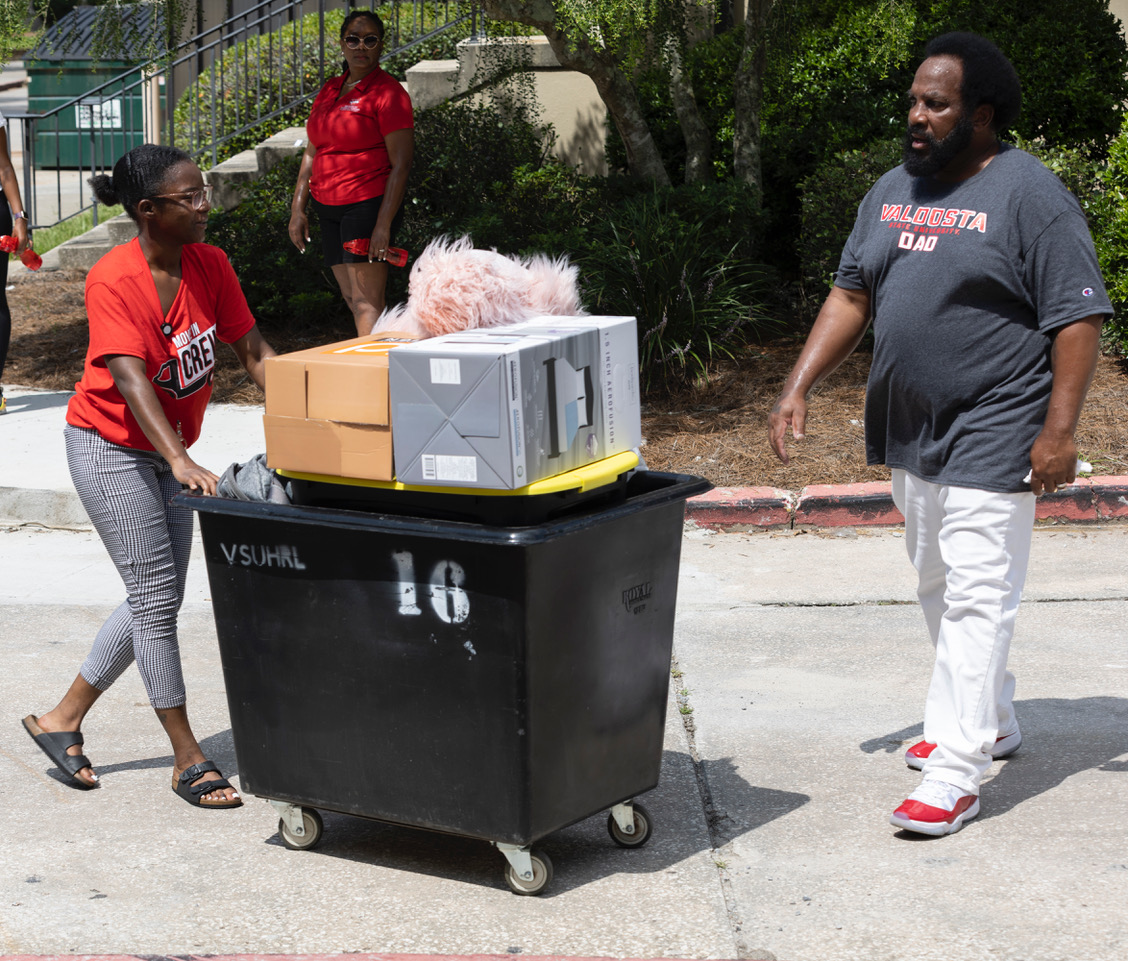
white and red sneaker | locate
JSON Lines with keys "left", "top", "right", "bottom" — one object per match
{"left": 904, "top": 728, "right": 1022, "bottom": 770}
{"left": 890, "top": 779, "right": 980, "bottom": 836}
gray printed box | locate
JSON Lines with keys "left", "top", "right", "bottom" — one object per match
{"left": 389, "top": 317, "right": 639, "bottom": 489}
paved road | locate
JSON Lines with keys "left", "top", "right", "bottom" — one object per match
{"left": 2, "top": 515, "right": 1126, "bottom": 960}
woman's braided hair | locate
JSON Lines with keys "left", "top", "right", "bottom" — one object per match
{"left": 89, "top": 144, "right": 193, "bottom": 222}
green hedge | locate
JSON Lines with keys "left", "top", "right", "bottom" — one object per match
{"left": 209, "top": 98, "right": 775, "bottom": 390}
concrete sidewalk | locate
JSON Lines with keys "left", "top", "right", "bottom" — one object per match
{"left": 1, "top": 384, "right": 1127, "bottom": 961}
{"left": 2, "top": 520, "right": 1126, "bottom": 960}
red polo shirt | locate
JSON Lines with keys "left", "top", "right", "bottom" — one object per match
{"left": 307, "top": 68, "right": 413, "bottom": 206}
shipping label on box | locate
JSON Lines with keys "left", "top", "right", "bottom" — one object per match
{"left": 389, "top": 319, "right": 638, "bottom": 489}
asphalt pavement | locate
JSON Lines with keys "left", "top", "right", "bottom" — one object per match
{"left": 1, "top": 385, "right": 1126, "bottom": 961}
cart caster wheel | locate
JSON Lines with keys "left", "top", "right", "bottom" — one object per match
{"left": 608, "top": 802, "right": 652, "bottom": 848}
{"left": 279, "top": 807, "right": 323, "bottom": 851}
{"left": 504, "top": 850, "right": 553, "bottom": 896}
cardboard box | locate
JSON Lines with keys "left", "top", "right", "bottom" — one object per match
{"left": 389, "top": 317, "right": 641, "bottom": 489}
{"left": 263, "top": 332, "right": 417, "bottom": 481}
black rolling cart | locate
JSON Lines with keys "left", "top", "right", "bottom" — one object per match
{"left": 177, "top": 461, "right": 709, "bottom": 895}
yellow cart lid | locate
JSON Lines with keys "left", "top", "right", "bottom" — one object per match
{"left": 278, "top": 450, "right": 640, "bottom": 497}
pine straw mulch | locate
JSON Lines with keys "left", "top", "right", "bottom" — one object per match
{"left": 7, "top": 268, "right": 1128, "bottom": 490}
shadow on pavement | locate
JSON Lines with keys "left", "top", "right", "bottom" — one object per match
{"left": 245, "top": 750, "right": 776, "bottom": 897}
{"left": 39, "top": 727, "right": 239, "bottom": 787}
{"left": 1, "top": 389, "right": 71, "bottom": 413}
{"left": 862, "top": 696, "right": 1128, "bottom": 821}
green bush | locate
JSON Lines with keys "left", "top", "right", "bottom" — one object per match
{"left": 1017, "top": 130, "right": 1128, "bottom": 356}
{"left": 579, "top": 184, "right": 775, "bottom": 392}
{"left": 402, "top": 98, "right": 549, "bottom": 248}
{"left": 796, "top": 138, "right": 901, "bottom": 305}
{"left": 205, "top": 156, "right": 355, "bottom": 341}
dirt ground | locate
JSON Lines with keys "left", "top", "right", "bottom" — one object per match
{"left": 6, "top": 268, "right": 1127, "bottom": 489}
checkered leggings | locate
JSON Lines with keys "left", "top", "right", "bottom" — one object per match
{"left": 65, "top": 424, "right": 193, "bottom": 709}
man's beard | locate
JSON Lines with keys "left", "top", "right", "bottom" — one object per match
{"left": 902, "top": 112, "right": 975, "bottom": 177}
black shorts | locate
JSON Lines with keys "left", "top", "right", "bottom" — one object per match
{"left": 311, "top": 194, "right": 404, "bottom": 266}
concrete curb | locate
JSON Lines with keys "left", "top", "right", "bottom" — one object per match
{"left": 685, "top": 476, "right": 1128, "bottom": 531}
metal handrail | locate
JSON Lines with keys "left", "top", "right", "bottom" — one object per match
{"left": 15, "top": 1, "right": 481, "bottom": 234}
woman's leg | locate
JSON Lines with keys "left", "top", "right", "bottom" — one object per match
{"left": 50, "top": 426, "right": 235, "bottom": 801}
{"left": 331, "top": 260, "right": 390, "bottom": 335}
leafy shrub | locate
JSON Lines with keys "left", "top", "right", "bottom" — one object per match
{"left": 402, "top": 98, "right": 549, "bottom": 249}
{"left": 205, "top": 156, "right": 355, "bottom": 341}
{"left": 1017, "top": 130, "right": 1128, "bottom": 355}
{"left": 796, "top": 138, "right": 901, "bottom": 306}
{"left": 579, "top": 184, "right": 774, "bottom": 392}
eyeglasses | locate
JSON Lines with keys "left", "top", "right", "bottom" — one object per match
{"left": 343, "top": 34, "right": 382, "bottom": 49}
{"left": 150, "top": 185, "right": 214, "bottom": 210}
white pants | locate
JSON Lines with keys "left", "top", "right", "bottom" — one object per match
{"left": 891, "top": 469, "right": 1036, "bottom": 793}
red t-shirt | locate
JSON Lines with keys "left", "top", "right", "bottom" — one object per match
{"left": 67, "top": 238, "right": 257, "bottom": 450}
{"left": 306, "top": 68, "right": 413, "bottom": 206}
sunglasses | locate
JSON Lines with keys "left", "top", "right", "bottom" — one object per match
{"left": 343, "top": 34, "right": 382, "bottom": 49}
{"left": 150, "top": 184, "right": 214, "bottom": 211}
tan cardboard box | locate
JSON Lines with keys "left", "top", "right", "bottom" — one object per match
{"left": 263, "top": 332, "right": 417, "bottom": 481}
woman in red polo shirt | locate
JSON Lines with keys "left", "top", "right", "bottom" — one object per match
{"left": 22, "top": 144, "right": 275, "bottom": 809}
{"left": 289, "top": 10, "right": 414, "bottom": 335}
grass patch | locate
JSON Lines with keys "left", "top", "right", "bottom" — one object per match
{"left": 30, "top": 205, "right": 125, "bottom": 255}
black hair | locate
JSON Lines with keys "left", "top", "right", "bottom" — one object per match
{"left": 89, "top": 144, "right": 194, "bottom": 222}
{"left": 923, "top": 32, "right": 1022, "bottom": 134}
{"left": 339, "top": 10, "right": 385, "bottom": 74}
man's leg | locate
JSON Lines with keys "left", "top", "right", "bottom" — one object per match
{"left": 920, "top": 480, "right": 1035, "bottom": 791}
{"left": 890, "top": 471, "right": 1034, "bottom": 834}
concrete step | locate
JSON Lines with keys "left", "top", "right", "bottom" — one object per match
{"left": 55, "top": 221, "right": 118, "bottom": 270}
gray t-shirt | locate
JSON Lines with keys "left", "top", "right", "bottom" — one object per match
{"left": 836, "top": 145, "right": 1112, "bottom": 492}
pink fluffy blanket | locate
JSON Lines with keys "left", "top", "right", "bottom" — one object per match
{"left": 373, "top": 235, "right": 586, "bottom": 338}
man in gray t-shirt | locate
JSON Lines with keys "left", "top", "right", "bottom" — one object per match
{"left": 768, "top": 32, "right": 1111, "bottom": 837}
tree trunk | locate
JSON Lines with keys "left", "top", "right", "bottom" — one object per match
{"left": 665, "top": 37, "right": 713, "bottom": 183}
{"left": 733, "top": 0, "right": 774, "bottom": 207}
{"left": 481, "top": 0, "right": 672, "bottom": 186}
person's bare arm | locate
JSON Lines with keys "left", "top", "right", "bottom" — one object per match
{"left": 0, "top": 127, "right": 28, "bottom": 252}
{"left": 1027, "top": 315, "right": 1103, "bottom": 494}
{"left": 288, "top": 142, "right": 317, "bottom": 253}
{"left": 228, "top": 326, "right": 277, "bottom": 392}
{"left": 106, "top": 355, "right": 219, "bottom": 495}
{"left": 768, "top": 286, "right": 873, "bottom": 465}
{"left": 368, "top": 127, "right": 414, "bottom": 261}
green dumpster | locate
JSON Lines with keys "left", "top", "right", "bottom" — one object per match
{"left": 27, "top": 7, "right": 155, "bottom": 170}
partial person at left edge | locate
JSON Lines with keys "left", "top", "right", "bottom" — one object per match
{"left": 0, "top": 105, "right": 31, "bottom": 414}
{"left": 21, "top": 143, "right": 277, "bottom": 809}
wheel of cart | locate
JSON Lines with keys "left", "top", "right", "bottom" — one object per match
{"left": 271, "top": 800, "right": 324, "bottom": 850}
{"left": 607, "top": 800, "right": 653, "bottom": 848}
{"left": 495, "top": 843, "right": 555, "bottom": 896}
{"left": 271, "top": 798, "right": 652, "bottom": 895}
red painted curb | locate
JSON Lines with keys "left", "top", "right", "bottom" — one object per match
{"left": 685, "top": 486, "right": 793, "bottom": 529}
{"left": 687, "top": 478, "right": 1128, "bottom": 530}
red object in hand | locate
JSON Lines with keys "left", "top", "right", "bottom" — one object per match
{"left": 0, "top": 235, "right": 41, "bottom": 269}
{"left": 342, "top": 239, "right": 409, "bottom": 266}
